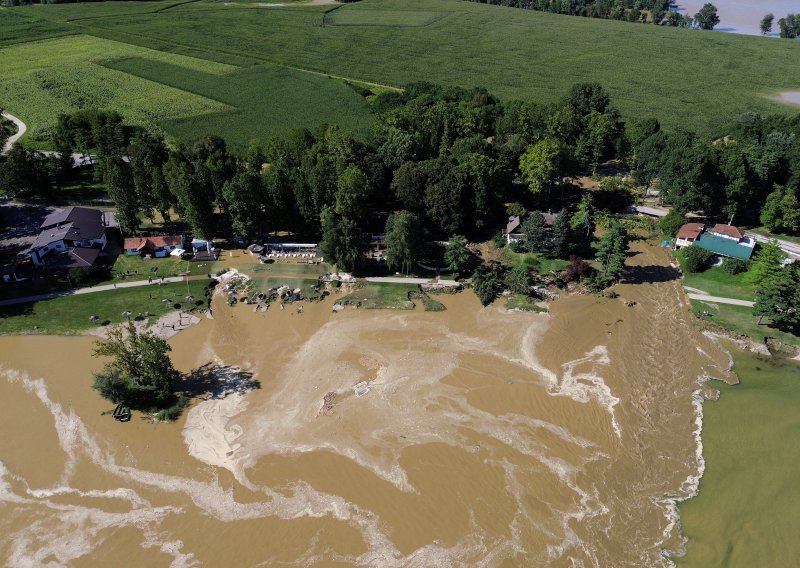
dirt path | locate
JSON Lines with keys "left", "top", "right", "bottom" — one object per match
{"left": 1, "top": 112, "right": 26, "bottom": 155}
{"left": 686, "top": 292, "right": 754, "bottom": 307}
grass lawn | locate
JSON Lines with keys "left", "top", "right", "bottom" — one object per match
{"left": 504, "top": 248, "right": 571, "bottom": 275}
{"left": 690, "top": 299, "right": 800, "bottom": 347}
{"left": 3, "top": 0, "right": 800, "bottom": 149}
{"left": 111, "top": 254, "right": 193, "bottom": 282}
{"left": 0, "top": 280, "right": 210, "bottom": 335}
{"left": 506, "top": 294, "right": 547, "bottom": 312}
{"left": 337, "top": 282, "right": 417, "bottom": 309}
{"left": 680, "top": 264, "right": 756, "bottom": 302}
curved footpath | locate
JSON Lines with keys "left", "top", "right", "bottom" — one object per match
{"left": 1, "top": 112, "right": 27, "bottom": 155}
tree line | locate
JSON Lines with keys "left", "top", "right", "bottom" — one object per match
{"left": 464, "top": 0, "right": 721, "bottom": 29}
{"left": 760, "top": 12, "right": 800, "bottom": 38}
{"left": 2, "top": 81, "right": 799, "bottom": 267}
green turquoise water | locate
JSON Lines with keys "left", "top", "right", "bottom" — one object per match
{"left": 677, "top": 350, "right": 800, "bottom": 567}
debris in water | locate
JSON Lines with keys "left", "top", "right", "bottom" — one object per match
{"left": 354, "top": 381, "right": 370, "bottom": 398}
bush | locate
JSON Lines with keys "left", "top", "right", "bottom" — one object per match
{"left": 683, "top": 245, "right": 715, "bottom": 273}
{"left": 68, "top": 267, "right": 90, "bottom": 287}
{"left": 722, "top": 258, "right": 748, "bottom": 275}
{"left": 504, "top": 265, "right": 535, "bottom": 295}
{"left": 562, "top": 255, "right": 592, "bottom": 282}
{"left": 492, "top": 231, "right": 507, "bottom": 248}
{"left": 509, "top": 239, "right": 523, "bottom": 253}
{"left": 659, "top": 209, "right": 687, "bottom": 238}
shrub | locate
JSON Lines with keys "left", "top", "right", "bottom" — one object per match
{"left": 68, "top": 267, "right": 90, "bottom": 287}
{"left": 563, "top": 256, "right": 592, "bottom": 282}
{"left": 491, "top": 231, "right": 507, "bottom": 248}
{"left": 659, "top": 209, "right": 687, "bottom": 238}
{"left": 722, "top": 258, "right": 748, "bottom": 275}
{"left": 683, "top": 245, "right": 715, "bottom": 273}
{"left": 504, "top": 265, "right": 535, "bottom": 295}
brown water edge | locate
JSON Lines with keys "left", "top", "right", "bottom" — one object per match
{"left": 0, "top": 240, "right": 735, "bottom": 566}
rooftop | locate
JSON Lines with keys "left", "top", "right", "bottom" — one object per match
{"left": 695, "top": 233, "right": 755, "bottom": 261}
{"left": 676, "top": 223, "right": 704, "bottom": 240}
{"left": 33, "top": 207, "right": 106, "bottom": 249}
{"left": 709, "top": 224, "right": 745, "bottom": 239}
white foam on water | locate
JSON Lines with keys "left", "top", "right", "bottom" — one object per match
{"left": 516, "top": 323, "right": 622, "bottom": 438}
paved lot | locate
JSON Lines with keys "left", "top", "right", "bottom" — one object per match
{"left": 0, "top": 202, "right": 57, "bottom": 262}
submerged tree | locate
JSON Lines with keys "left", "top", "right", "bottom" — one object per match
{"left": 92, "top": 322, "right": 182, "bottom": 412}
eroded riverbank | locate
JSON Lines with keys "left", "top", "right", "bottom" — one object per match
{"left": 0, "top": 241, "right": 735, "bottom": 565}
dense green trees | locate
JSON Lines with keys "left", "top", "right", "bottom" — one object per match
{"left": 92, "top": 321, "right": 183, "bottom": 414}
{"left": 760, "top": 13, "right": 774, "bottom": 35}
{"left": 463, "top": 0, "right": 672, "bottom": 25}
{"left": 777, "top": 14, "right": 800, "bottom": 38}
{"left": 444, "top": 235, "right": 471, "bottom": 276}
{"left": 319, "top": 207, "right": 366, "bottom": 273}
{"left": 694, "top": 3, "right": 719, "bottom": 30}
{"left": 472, "top": 262, "right": 505, "bottom": 306}
{"left": 0, "top": 146, "right": 53, "bottom": 198}
{"left": 745, "top": 241, "right": 786, "bottom": 284}
{"left": 682, "top": 245, "right": 715, "bottom": 273}
{"left": 594, "top": 222, "right": 629, "bottom": 285}
{"left": 106, "top": 158, "right": 139, "bottom": 233}
{"left": 385, "top": 211, "right": 423, "bottom": 275}
{"left": 761, "top": 186, "right": 800, "bottom": 234}
{"left": 753, "top": 263, "right": 800, "bottom": 330}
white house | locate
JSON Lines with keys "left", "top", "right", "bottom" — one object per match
{"left": 28, "top": 207, "right": 111, "bottom": 268}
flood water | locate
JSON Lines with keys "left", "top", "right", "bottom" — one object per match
{"left": 0, "top": 242, "right": 736, "bottom": 566}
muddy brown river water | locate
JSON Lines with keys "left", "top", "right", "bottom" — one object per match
{"left": 0, "top": 242, "right": 735, "bottom": 566}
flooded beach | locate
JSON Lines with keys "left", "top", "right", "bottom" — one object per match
{"left": 0, "top": 242, "right": 736, "bottom": 566}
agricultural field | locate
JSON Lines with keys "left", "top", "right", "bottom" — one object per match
{"left": 2, "top": 0, "right": 800, "bottom": 148}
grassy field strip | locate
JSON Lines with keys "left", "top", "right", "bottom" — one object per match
{"left": 5, "top": 0, "right": 800, "bottom": 144}
{"left": 0, "top": 35, "right": 238, "bottom": 144}
{"left": 325, "top": 9, "right": 455, "bottom": 27}
{"left": 690, "top": 299, "right": 800, "bottom": 346}
{"left": 102, "top": 57, "right": 375, "bottom": 146}
{"left": 0, "top": 280, "right": 211, "bottom": 336}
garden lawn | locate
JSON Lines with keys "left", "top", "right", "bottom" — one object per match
{"left": 337, "top": 282, "right": 417, "bottom": 309}
{"left": 504, "top": 249, "right": 571, "bottom": 275}
{"left": 0, "top": 280, "right": 210, "bottom": 335}
{"left": 111, "top": 255, "right": 192, "bottom": 282}
{"left": 691, "top": 299, "right": 800, "bottom": 347}
{"left": 678, "top": 258, "right": 756, "bottom": 302}
{"left": 506, "top": 294, "right": 547, "bottom": 312}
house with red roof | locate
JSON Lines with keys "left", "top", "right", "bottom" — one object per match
{"left": 124, "top": 235, "right": 184, "bottom": 258}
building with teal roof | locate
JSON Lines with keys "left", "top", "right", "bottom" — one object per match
{"left": 694, "top": 232, "right": 755, "bottom": 261}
